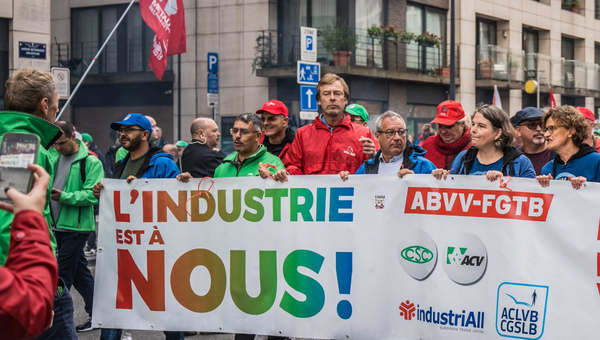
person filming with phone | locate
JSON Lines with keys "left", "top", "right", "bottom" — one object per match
{"left": 0, "top": 164, "right": 58, "bottom": 340}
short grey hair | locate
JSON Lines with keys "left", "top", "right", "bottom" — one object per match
{"left": 235, "top": 113, "right": 263, "bottom": 132}
{"left": 375, "top": 111, "right": 405, "bottom": 131}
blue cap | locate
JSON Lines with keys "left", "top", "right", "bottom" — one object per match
{"left": 110, "top": 113, "right": 153, "bottom": 134}
{"left": 512, "top": 107, "right": 544, "bottom": 127}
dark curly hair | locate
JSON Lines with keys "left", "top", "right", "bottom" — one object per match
{"left": 542, "top": 105, "right": 588, "bottom": 147}
{"left": 472, "top": 103, "right": 515, "bottom": 150}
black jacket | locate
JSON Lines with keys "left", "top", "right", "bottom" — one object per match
{"left": 180, "top": 140, "right": 225, "bottom": 178}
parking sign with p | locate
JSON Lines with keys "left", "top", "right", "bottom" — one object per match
{"left": 208, "top": 52, "right": 218, "bottom": 73}
{"left": 301, "top": 27, "right": 317, "bottom": 62}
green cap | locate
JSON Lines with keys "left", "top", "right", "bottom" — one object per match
{"left": 175, "top": 140, "right": 188, "bottom": 148}
{"left": 345, "top": 104, "right": 369, "bottom": 122}
{"left": 81, "top": 133, "right": 93, "bottom": 142}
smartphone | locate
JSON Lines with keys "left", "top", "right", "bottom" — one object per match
{"left": 0, "top": 133, "right": 40, "bottom": 202}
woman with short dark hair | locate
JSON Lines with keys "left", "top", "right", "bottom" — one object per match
{"left": 432, "top": 104, "right": 536, "bottom": 180}
{"left": 536, "top": 105, "right": 600, "bottom": 189}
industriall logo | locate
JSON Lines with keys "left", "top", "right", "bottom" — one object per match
{"left": 399, "top": 299, "right": 485, "bottom": 334}
{"left": 496, "top": 282, "right": 549, "bottom": 340}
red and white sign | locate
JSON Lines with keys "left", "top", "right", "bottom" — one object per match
{"left": 51, "top": 67, "right": 70, "bottom": 99}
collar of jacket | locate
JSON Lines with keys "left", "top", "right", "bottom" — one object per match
{"left": 224, "top": 144, "right": 267, "bottom": 164}
{"left": 315, "top": 114, "right": 352, "bottom": 131}
{"left": 0, "top": 111, "right": 62, "bottom": 149}
{"left": 433, "top": 128, "right": 471, "bottom": 153}
{"left": 461, "top": 145, "right": 523, "bottom": 175}
{"left": 49, "top": 138, "right": 91, "bottom": 162}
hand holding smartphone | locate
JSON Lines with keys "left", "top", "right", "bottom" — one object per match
{"left": 0, "top": 133, "right": 40, "bottom": 203}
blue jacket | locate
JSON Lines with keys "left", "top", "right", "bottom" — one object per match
{"left": 113, "top": 146, "right": 180, "bottom": 179}
{"left": 451, "top": 146, "right": 536, "bottom": 178}
{"left": 541, "top": 144, "right": 600, "bottom": 182}
{"left": 356, "top": 143, "right": 436, "bottom": 174}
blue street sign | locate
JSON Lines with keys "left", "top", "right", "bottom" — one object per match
{"left": 306, "top": 35, "right": 314, "bottom": 51}
{"left": 297, "top": 61, "right": 320, "bottom": 85}
{"left": 300, "top": 85, "right": 318, "bottom": 111}
{"left": 208, "top": 73, "right": 218, "bottom": 94}
{"left": 207, "top": 52, "right": 218, "bottom": 73}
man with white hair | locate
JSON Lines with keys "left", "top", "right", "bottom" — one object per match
{"left": 341, "top": 111, "right": 435, "bottom": 179}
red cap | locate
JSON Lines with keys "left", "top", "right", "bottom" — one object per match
{"left": 256, "top": 100, "right": 288, "bottom": 117}
{"left": 577, "top": 106, "right": 595, "bottom": 121}
{"left": 431, "top": 100, "right": 466, "bottom": 125}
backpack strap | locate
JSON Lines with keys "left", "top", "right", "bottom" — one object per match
{"left": 79, "top": 153, "right": 91, "bottom": 184}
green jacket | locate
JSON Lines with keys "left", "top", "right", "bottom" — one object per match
{"left": 49, "top": 139, "right": 104, "bottom": 232}
{"left": 214, "top": 144, "right": 284, "bottom": 178}
{"left": 0, "top": 111, "right": 62, "bottom": 265}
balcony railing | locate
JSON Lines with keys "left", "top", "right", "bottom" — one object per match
{"left": 52, "top": 39, "right": 172, "bottom": 75}
{"left": 254, "top": 29, "right": 459, "bottom": 78}
{"left": 562, "top": 0, "right": 582, "bottom": 12}
{"left": 477, "top": 45, "right": 524, "bottom": 82}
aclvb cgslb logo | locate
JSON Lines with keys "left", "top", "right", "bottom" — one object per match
{"left": 496, "top": 282, "right": 549, "bottom": 340}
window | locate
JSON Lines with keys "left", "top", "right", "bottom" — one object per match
{"left": 71, "top": 4, "right": 171, "bottom": 74}
{"left": 523, "top": 29, "right": 539, "bottom": 79}
{"left": 562, "top": 37, "right": 575, "bottom": 60}
{"left": 355, "top": 0, "right": 384, "bottom": 67}
{"left": 477, "top": 18, "right": 497, "bottom": 47}
{"left": 406, "top": 4, "right": 447, "bottom": 72}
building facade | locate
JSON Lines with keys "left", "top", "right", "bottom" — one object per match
{"left": 47, "top": 0, "right": 600, "bottom": 151}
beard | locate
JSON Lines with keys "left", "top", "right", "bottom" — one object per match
{"left": 123, "top": 133, "right": 143, "bottom": 152}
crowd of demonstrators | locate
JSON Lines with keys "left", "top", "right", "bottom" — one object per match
{"left": 512, "top": 107, "right": 554, "bottom": 175}
{"left": 433, "top": 104, "right": 536, "bottom": 181}
{"left": 340, "top": 111, "right": 436, "bottom": 180}
{"left": 421, "top": 100, "right": 472, "bottom": 170}
{"left": 163, "top": 143, "right": 180, "bottom": 166}
{"left": 81, "top": 133, "right": 109, "bottom": 176}
{"left": 180, "top": 117, "right": 224, "bottom": 178}
{"left": 0, "top": 164, "right": 57, "bottom": 340}
{"left": 576, "top": 106, "right": 600, "bottom": 151}
{"left": 536, "top": 105, "right": 600, "bottom": 189}
{"left": 257, "top": 100, "right": 295, "bottom": 159}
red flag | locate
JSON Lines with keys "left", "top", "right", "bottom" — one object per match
{"left": 140, "top": 0, "right": 186, "bottom": 79}
{"left": 149, "top": 35, "right": 168, "bottom": 81}
{"left": 549, "top": 87, "right": 556, "bottom": 108}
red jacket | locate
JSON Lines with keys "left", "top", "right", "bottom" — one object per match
{"left": 283, "top": 115, "right": 378, "bottom": 174}
{"left": 0, "top": 210, "right": 58, "bottom": 340}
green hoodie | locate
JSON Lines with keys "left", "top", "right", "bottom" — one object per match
{"left": 49, "top": 139, "right": 104, "bottom": 232}
{"left": 0, "top": 111, "right": 62, "bottom": 265}
{"left": 214, "top": 144, "right": 284, "bottom": 178}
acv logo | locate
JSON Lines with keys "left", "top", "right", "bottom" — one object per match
{"left": 401, "top": 246, "right": 434, "bottom": 264}
{"left": 446, "top": 247, "right": 485, "bottom": 266}
{"left": 399, "top": 300, "right": 416, "bottom": 320}
{"left": 442, "top": 232, "right": 487, "bottom": 285}
{"left": 397, "top": 229, "right": 437, "bottom": 280}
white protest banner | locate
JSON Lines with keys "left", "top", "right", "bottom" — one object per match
{"left": 93, "top": 175, "right": 600, "bottom": 339}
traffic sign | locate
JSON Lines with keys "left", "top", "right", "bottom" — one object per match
{"left": 207, "top": 52, "right": 218, "bottom": 73}
{"left": 300, "top": 111, "right": 319, "bottom": 120}
{"left": 51, "top": 67, "right": 70, "bottom": 99}
{"left": 301, "top": 27, "right": 317, "bottom": 62}
{"left": 300, "top": 85, "right": 318, "bottom": 111}
{"left": 297, "top": 61, "right": 320, "bottom": 85}
{"left": 207, "top": 93, "right": 218, "bottom": 108}
{"left": 208, "top": 73, "right": 218, "bottom": 94}
{"left": 525, "top": 80, "right": 538, "bottom": 94}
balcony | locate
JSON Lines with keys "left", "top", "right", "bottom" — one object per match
{"left": 477, "top": 45, "right": 524, "bottom": 83}
{"left": 562, "top": 0, "right": 583, "bottom": 14}
{"left": 253, "top": 29, "right": 459, "bottom": 85}
{"left": 52, "top": 39, "right": 172, "bottom": 79}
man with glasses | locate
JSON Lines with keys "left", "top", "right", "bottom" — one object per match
{"left": 256, "top": 100, "right": 295, "bottom": 159}
{"left": 213, "top": 113, "right": 284, "bottom": 178}
{"left": 421, "top": 100, "right": 471, "bottom": 170}
{"left": 272, "top": 73, "right": 377, "bottom": 181}
{"left": 340, "top": 111, "right": 435, "bottom": 178}
{"left": 345, "top": 103, "right": 369, "bottom": 127}
{"left": 513, "top": 107, "right": 554, "bottom": 175}
{"left": 92, "top": 113, "right": 182, "bottom": 340}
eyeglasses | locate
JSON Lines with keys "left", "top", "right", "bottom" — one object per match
{"left": 118, "top": 127, "right": 145, "bottom": 134}
{"left": 542, "top": 125, "right": 564, "bottom": 134}
{"left": 261, "top": 116, "right": 283, "bottom": 123}
{"left": 519, "top": 121, "right": 542, "bottom": 130}
{"left": 378, "top": 129, "right": 407, "bottom": 138}
{"left": 350, "top": 116, "right": 365, "bottom": 123}
{"left": 230, "top": 128, "right": 258, "bottom": 136}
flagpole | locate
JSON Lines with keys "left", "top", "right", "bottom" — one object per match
{"left": 55, "top": 0, "right": 138, "bottom": 122}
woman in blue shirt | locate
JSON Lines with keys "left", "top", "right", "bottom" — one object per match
{"left": 432, "top": 104, "right": 535, "bottom": 181}
{"left": 536, "top": 105, "right": 600, "bottom": 190}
